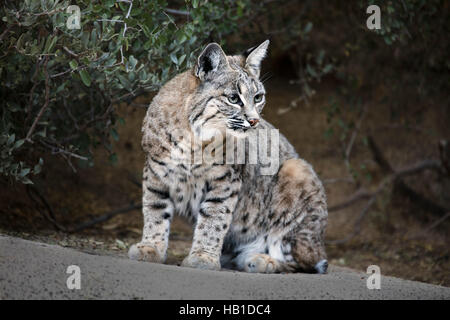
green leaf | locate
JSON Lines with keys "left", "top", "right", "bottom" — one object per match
{"left": 7, "top": 134, "right": 15, "bottom": 145}
{"left": 13, "top": 139, "right": 25, "bottom": 149}
{"left": 110, "top": 128, "right": 119, "bottom": 141}
{"left": 129, "top": 55, "right": 138, "bottom": 69}
{"left": 33, "top": 163, "right": 42, "bottom": 175}
{"left": 19, "top": 168, "right": 30, "bottom": 177}
{"left": 117, "top": 74, "right": 130, "bottom": 88}
{"left": 306, "top": 64, "right": 318, "bottom": 78}
{"left": 322, "top": 64, "right": 333, "bottom": 74}
{"left": 16, "top": 34, "right": 25, "bottom": 50}
{"left": 21, "top": 177, "right": 33, "bottom": 184}
{"left": 44, "top": 35, "right": 58, "bottom": 54}
{"left": 303, "top": 22, "right": 313, "bottom": 34}
{"left": 69, "top": 60, "right": 78, "bottom": 70}
{"left": 178, "top": 54, "right": 186, "bottom": 65}
{"left": 79, "top": 69, "right": 91, "bottom": 87}
{"left": 170, "top": 53, "right": 178, "bottom": 65}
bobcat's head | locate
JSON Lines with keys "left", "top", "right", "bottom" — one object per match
{"left": 190, "top": 40, "right": 269, "bottom": 139}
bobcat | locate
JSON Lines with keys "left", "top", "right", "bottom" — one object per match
{"left": 128, "top": 40, "right": 328, "bottom": 274}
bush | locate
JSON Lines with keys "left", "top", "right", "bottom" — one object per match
{"left": 2, "top": 0, "right": 447, "bottom": 185}
{"left": 0, "top": 0, "right": 250, "bottom": 184}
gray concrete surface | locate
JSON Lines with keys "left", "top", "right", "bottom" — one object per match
{"left": 0, "top": 235, "right": 448, "bottom": 299}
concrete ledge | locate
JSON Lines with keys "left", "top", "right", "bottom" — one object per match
{"left": 0, "top": 235, "right": 448, "bottom": 299}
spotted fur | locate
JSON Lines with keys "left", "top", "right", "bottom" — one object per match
{"left": 128, "top": 41, "right": 328, "bottom": 274}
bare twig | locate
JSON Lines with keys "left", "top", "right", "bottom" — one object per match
{"left": 341, "top": 104, "right": 368, "bottom": 185}
{"left": 26, "top": 180, "right": 142, "bottom": 232}
{"left": 128, "top": 102, "right": 148, "bottom": 108}
{"left": 345, "top": 104, "right": 367, "bottom": 160}
{"left": 32, "top": 8, "right": 64, "bottom": 16}
{"left": 329, "top": 159, "right": 444, "bottom": 213}
{"left": 127, "top": 172, "right": 142, "bottom": 188}
{"left": 97, "top": 19, "right": 124, "bottom": 23}
{"left": 25, "top": 56, "right": 50, "bottom": 143}
{"left": 375, "top": 123, "right": 433, "bottom": 137}
{"left": 60, "top": 153, "right": 77, "bottom": 173}
{"left": 328, "top": 149, "right": 447, "bottom": 244}
{"left": 63, "top": 46, "right": 78, "bottom": 57}
{"left": 62, "top": 97, "right": 80, "bottom": 130}
{"left": 323, "top": 177, "right": 355, "bottom": 185}
{"left": 25, "top": 59, "right": 42, "bottom": 126}
{"left": 70, "top": 203, "right": 142, "bottom": 233}
{"left": 39, "top": 140, "right": 88, "bottom": 161}
{"left": 327, "top": 196, "right": 377, "bottom": 245}
{"left": 0, "top": 25, "right": 12, "bottom": 42}
{"left": 393, "top": 159, "right": 442, "bottom": 179}
{"left": 368, "top": 135, "right": 447, "bottom": 216}
{"left": 328, "top": 188, "right": 372, "bottom": 212}
{"left": 165, "top": 8, "right": 190, "bottom": 16}
{"left": 367, "top": 136, "right": 393, "bottom": 172}
{"left": 50, "top": 68, "right": 72, "bottom": 78}
{"left": 27, "top": 181, "right": 141, "bottom": 232}
{"left": 26, "top": 185, "right": 67, "bottom": 231}
{"left": 162, "top": 11, "right": 179, "bottom": 30}
{"left": 118, "top": 0, "right": 133, "bottom": 67}
{"left": 407, "top": 212, "right": 450, "bottom": 240}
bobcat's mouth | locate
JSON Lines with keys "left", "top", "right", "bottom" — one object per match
{"left": 226, "top": 117, "right": 252, "bottom": 132}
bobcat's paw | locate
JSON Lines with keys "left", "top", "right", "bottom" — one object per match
{"left": 128, "top": 243, "right": 165, "bottom": 263}
{"left": 245, "top": 254, "right": 279, "bottom": 273}
{"left": 181, "top": 252, "right": 221, "bottom": 271}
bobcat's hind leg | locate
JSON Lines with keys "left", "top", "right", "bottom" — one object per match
{"left": 231, "top": 234, "right": 328, "bottom": 274}
{"left": 129, "top": 158, "right": 174, "bottom": 264}
{"left": 289, "top": 233, "right": 328, "bottom": 274}
{"left": 268, "top": 158, "right": 328, "bottom": 274}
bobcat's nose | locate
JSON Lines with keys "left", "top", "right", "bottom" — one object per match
{"left": 248, "top": 118, "right": 259, "bottom": 127}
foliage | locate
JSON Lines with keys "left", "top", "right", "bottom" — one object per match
{"left": 1, "top": 0, "right": 448, "bottom": 184}
{"left": 0, "top": 0, "right": 250, "bottom": 183}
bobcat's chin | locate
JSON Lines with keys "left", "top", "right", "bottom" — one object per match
{"left": 226, "top": 127, "right": 252, "bottom": 139}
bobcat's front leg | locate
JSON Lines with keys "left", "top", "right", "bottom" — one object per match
{"left": 129, "top": 158, "right": 173, "bottom": 263}
{"left": 182, "top": 170, "right": 240, "bottom": 271}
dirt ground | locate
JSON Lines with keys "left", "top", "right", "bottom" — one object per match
{"left": 0, "top": 78, "right": 448, "bottom": 286}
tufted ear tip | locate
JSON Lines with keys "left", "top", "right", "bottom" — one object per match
{"left": 195, "top": 42, "right": 229, "bottom": 81}
{"left": 261, "top": 39, "right": 270, "bottom": 48}
{"left": 243, "top": 40, "right": 270, "bottom": 58}
{"left": 244, "top": 40, "right": 270, "bottom": 78}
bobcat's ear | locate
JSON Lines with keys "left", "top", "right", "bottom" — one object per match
{"left": 244, "top": 40, "right": 269, "bottom": 78}
{"left": 195, "top": 43, "right": 229, "bottom": 81}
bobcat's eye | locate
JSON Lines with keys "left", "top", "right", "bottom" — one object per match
{"left": 254, "top": 94, "right": 264, "bottom": 103}
{"left": 228, "top": 94, "right": 241, "bottom": 105}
